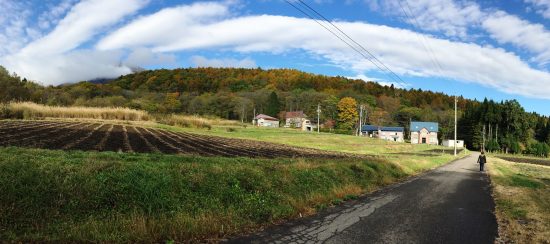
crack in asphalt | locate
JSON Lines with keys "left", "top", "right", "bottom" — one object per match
{"left": 230, "top": 194, "right": 398, "bottom": 244}
{"left": 229, "top": 154, "right": 497, "bottom": 244}
{"left": 278, "top": 194, "right": 398, "bottom": 243}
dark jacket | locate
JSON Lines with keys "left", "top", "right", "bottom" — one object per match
{"left": 477, "top": 154, "right": 487, "bottom": 164}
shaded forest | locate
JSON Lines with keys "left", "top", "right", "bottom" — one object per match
{"left": 1, "top": 66, "right": 548, "bottom": 156}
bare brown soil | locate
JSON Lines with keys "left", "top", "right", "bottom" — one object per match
{"left": 0, "top": 120, "right": 356, "bottom": 159}
{"left": 494, "top": 155, "right": 550, "bottom": 166}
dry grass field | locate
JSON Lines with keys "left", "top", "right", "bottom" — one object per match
{"left": 488, "top": 157, "right": 550, "bottom": 243}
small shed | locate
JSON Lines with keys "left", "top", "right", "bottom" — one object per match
{"left": 442, "top": 140, "right": 464, "bottom": 148}
{"left": 253, "top": 114, "right": 279, "bottom": 128}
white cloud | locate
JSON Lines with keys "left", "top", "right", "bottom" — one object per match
{"left": 367, "top": 0, "right": 550, "bottom": 66}
{"left": 3, "top": 50, "right": 131, "bottom": 84}
{"left": 367, "top": 0, "right": 485, "bottom": 39}
{"left": 482, "top": 11, "right": 550, "bottom": 65}
{"left": 125, "top": 48, "right": 176, "bottom": 68}
{"left": 347, "top": 74, "right": 381, "bottom": 81}
{"left": 0, "top": 1, "right": 32, "bottom": 56}
{"left": 37, "top": 0, "right": 77, "bottom": 31}
{"left": 190, "top": 55, "right": 257, "bottom": 68}
{"left": 0, "top": 0, "right": 149, "bottom": 84}
{"left": 96, "top": 1, "right": 229, "bottom": 51}
{"left": 525, "top": 0, "right": 550, "bottom": 19}
{"left": 20, "top": 0, "right": 148, "bottom": 56}
{"left": 96, "top": 2, "right": 550, "bottom": 99}
{"left": 347, "top": 74, "right": 410, "bottom": 88}
{"left": 2, "top": 0, "right": 550, "bottom": 99}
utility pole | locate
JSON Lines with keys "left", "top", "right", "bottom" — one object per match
{"left": 253, "top": 107, "right": 256, "bottom": 126}
{"left": 241, "top": 102, "right": 246, "bottom": 124}
{"left": 454, "top": 96, "right": 457, "bottom": 156}
{"left": 358, "top": 105, "right": 363, "bottom": 136}
{"left": 363, "top": 106, "right": 368, "bottom": 126}
{"left": 317, "top": 103, "right": 321, "bottom": 134}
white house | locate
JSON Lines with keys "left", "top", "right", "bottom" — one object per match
{"left": 285, "top": 111, "right": 307, "bottom": 128}
{"left": 442, "top": 139, "right": 464, "bottom": 148}
{"left": 410, "top": 121, "right": 439, "bottom": 145}
{"left": 362, "top": 125, "right": 405, "bottom": 142}
{"left": 284, "top": 111, "right": 316, "bottom": 131}
{"left": 253, "top": 114, "right": 279, "bottom": 128}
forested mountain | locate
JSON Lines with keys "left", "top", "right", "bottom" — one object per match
{"left": 1, "top": 66, "right": 548, "bottom": 156}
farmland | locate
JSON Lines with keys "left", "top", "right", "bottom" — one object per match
{"left": 0, "top": 120, "right": 352, "bottom": 159}
{"left": 494, "top": 155, "right": 550, "bottom": 167}
{"left": 0, "top": 119, "right": 463, "bottom": 242}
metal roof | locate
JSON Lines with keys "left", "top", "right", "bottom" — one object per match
{"left": 254, "top": 114, "right": 279, "bottom": 121}
{"left": 362, "top": 125, "right": 404, "bottom": 132}
{"left": 410, "top": 121, "right": 439, "bottom": 132}
{"left": 285, "top": 111, "right": 307, "bottom": 118}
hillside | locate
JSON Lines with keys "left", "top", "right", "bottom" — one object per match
{"left": 1, "top": 66, "right": 549, "bottom": 154}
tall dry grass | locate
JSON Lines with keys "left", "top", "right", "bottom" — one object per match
{"left": 0, "top": 102, "right": 240, "bottom": 129}
{"left": 157, "top": 114, "right": 240, "bottom": 129}
{"left": 1, "top": 102, "right": 149, "bottom": 121}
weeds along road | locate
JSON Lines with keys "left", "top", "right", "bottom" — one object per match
{"left": 230, "top": 153, "right": 497, "bottom": 244}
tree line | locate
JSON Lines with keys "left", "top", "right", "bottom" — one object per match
{"left": 1, "top": 66, "right": 548, "bottom": 157}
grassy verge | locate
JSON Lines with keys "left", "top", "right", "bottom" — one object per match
{"left": 1, "top": 146, "right": 455, "bottom": 242}
{"left": 487, "top": 157, "right": 550, "bottom": 243}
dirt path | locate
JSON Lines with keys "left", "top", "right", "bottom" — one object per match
{"left": 230, "top": 153, "right": 497, "bottom": 244}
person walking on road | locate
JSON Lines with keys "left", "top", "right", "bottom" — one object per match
{"left": 477, "top": 150, "right": 487, "bottom": 171}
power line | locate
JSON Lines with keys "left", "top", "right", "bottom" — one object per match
{"left": 285, "top": 0, "right": 407, "bottom": 87}
{"left": 297, "top": 0, "right": 406, "bottom": 86}
{"left": 402, "top": 0, "right": 445, "bottom": 74}
{"left": 396, "top": 0, "right": 441, "bottom": 74}
{"left": 284, "top": 1, "right": 386, "bottom": 74}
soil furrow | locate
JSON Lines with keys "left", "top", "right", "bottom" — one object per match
{"left": 127, "top": 126, "right": 159, "bottom": 153}
{"left": 62, "top": 124, "right": 106, "bottom": 150}
{"left": 0, "top": 121, "right": 355, "bottom": 159}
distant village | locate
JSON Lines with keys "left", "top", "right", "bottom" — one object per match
{"left": 253, "top": 111, "right": 463, "bottom": 148}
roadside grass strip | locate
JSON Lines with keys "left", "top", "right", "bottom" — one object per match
{"left": 1, "top": 146, "right": 456, "bottom": 242}
{"left": 488, "top": 157, "right": 550, "bottom": 243}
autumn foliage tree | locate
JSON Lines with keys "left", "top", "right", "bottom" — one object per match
{"left": 337, "top": 97, "right": 358, "bottom": 130}
{"left": 1, "top": 65, "right": 549, "bottom": 155}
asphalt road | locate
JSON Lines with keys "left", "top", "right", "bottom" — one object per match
{"left": 229, "top": 153, "right": 497, "bottom": 244}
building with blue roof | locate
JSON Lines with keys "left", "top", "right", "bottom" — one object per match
{"left": 361, "top": 125, "right": 404, "bottom": 142}
{"left": 410, "top": 121, "right": 439, "bottom": 145}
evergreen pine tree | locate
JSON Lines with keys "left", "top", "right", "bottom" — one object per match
{"left": 266, "top": 91, "right": 281, "bottom": 117}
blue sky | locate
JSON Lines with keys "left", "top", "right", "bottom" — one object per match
{"left": 1, "top": 0, "right": 550, "bottom": 115}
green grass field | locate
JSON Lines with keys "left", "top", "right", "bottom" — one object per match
{"left": 488, "top": 157, "right": 550, "bottom": 243}
{"left": 0, "top": 122, "right": 465, "bottom": 242}
{"left": 157, "top": 125, "right": 457, "bottom": 155}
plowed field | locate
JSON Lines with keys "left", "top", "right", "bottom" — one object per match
{"left": 0, "top": 120, "right": 354, "bottom": 158}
